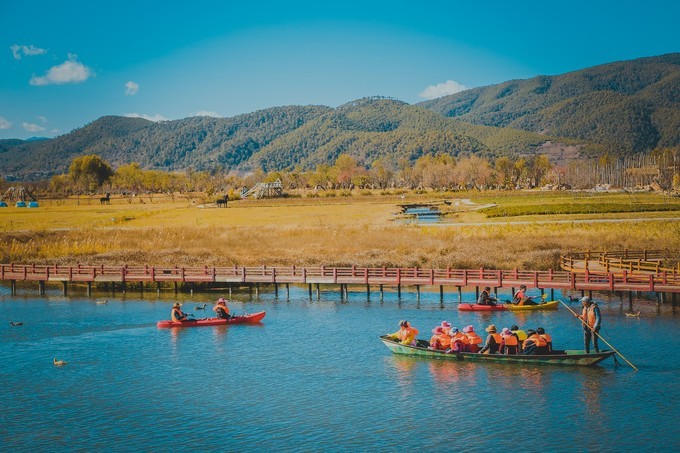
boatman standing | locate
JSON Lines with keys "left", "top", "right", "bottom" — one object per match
{"left": 576, "top": 296, "right": 602, "bottom": 353}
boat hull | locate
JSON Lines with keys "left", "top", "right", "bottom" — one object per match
{"left": 380, "top": 336, "right": 614, "bottom": 367}
{"left": 458, "top": 301, "right": 560, "bottom": 311}
{"left": 157, "top": 311, "right": 266, "bottom": 328}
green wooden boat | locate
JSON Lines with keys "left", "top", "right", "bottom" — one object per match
{"left": 380, "top": 336, "right": 615, "bottom": 367}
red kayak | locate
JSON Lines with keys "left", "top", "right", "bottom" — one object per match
{"left": 157, "top": 311, "right": 266, "bottom": 328}
{"left": 457, "top": 304, "right": 507, "bottom": 311}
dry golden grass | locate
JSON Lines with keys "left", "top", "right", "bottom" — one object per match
{"left": 1, "top": 191, "right": 678, "bottom": 270}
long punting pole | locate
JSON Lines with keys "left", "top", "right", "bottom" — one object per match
{"left": 559, "top": 300, "right": 638, "bottom": 371}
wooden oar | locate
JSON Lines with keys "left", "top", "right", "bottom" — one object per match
{"left": 559, "top": 300, "right": 638, "bottom": 371}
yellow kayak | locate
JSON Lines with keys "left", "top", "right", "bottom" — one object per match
{"left": 505, "top": 301, "right": 560, "bottom": 311}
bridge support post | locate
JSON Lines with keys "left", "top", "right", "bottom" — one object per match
{"left": 11, "top": 280, "right": 16, "bottom": 295}
{"left": 286, "top": 283, "right": 290, "bottom": 300}
{"left": 255, "top": 283, "right": 260, "bottom": 298}
{"left": 366, "top": 284, "right": 370, "bottom": 301}
{"left": 628, "top": 291, "right": 633, "bottom": 310}
{"left": 190, "top": 283, "right": 194, "bottom": 295}
{"left": 62, "top": 281, "right": 68, "bottom": 296}
{"left": 380, "top": 284, "right": 384, "bottom": 301}
{"left": 440, "top": 286, "right": 444, "bottom": 303}
{"left": 122, "top": 282, "right": 126, "bottom": 294}
{"left": 174, "top": 282, "right": 178, "bottom": 294}
{"left": 397, "top": 284, "right": 401, "bottom": 298}
{"left": 274, "top": 283, "right": 279, "bottom": 298}
{"left": 157, "top": 282, "right": 161, "bottom": 294}
{"left": 316, "top": 284, "right": 320, "bottom": 300}
{"left": 457, "top": 286, "right": 462, "bottom": 303}
{"left": 475, "top": 286, "right": 479, "bottom": 302}
{"left": 308, "top": 284, "right": 312, "bottom": 300}
{"left": 416, "top": 285, "right": 421, "bottom": 301}
{"left": 87, "top": 281, "right": 92, "bottom": 297}
{"left": 39, "top": 281, "right": 45, "bottom": 296}
{"left": 248, "top": 284, "right": 253, "bottom": 298}
{"left": 228, "top": 285, "right": 232, "bottom": 297}
{"left": 550, "top": 288, "right": 554, "bottom": 300}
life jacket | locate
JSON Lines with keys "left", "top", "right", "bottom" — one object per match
{"left": 489, "top": 333, "right": 502, "bottom": 345}
{"left": 502, "top": 334, "right": 518, "bottom": 347}
{"left": 171, "top": 308, "right": 185, "bottom": 321}
{"left": 430, "top": 333, "right": 451, "bottom": 350}
{"left": 539, "top": 333, "right": 552, "bottom": 344}
{"left": 513, "top": 290, "right": 525, "bottom": 303}
{"left": 398, "top": 327, "right": 419, "bottom": 345}
{"left": 451, "top": 332, "right": 470, "bottom": 345}
{"left": 582, "top": 304, "right": 600, "bottom": 328}
{"left": 465, "top": 331, "right": 483, "bottom": 345}
{"left": 525, "top": 334, "right": 547, "bottom": 348}
{"left": 511, "top": 329, "right": 527, "bottom": 341}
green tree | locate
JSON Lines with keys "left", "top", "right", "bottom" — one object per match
{"left": 68, "top": 154, "right": 114, "bottom": 193}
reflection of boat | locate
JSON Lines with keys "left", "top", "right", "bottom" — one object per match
{"left": 380, "top": 336, "right": 615, "bottom": 367}
{"left": 157, "top": 311, "right": 266, "bottom": 328}
{"left": 457, "top": 301, "right": 559, "bottom": 311}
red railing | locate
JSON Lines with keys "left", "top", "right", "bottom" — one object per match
{"left": 1, "top": 263, "right": 679, "bottom": 293}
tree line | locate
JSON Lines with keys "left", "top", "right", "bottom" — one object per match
{"left": 3, "top": 149, "right": 678, "bottom": 200}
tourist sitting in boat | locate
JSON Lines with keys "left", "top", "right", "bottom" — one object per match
{"left": 213, "top": 298, "right": 232, "bottom": 320}
{"left": 440, "top": 320, "right": 452, "bottom": 335}
{"left": 448, "top": 328, "right": 470, "bottom": 352}
{"left": 536, "top": 327, "right": 552, "bottom": 353}
{"left": 479, "top": 324, "right": 502, "bottom": 354}
{"left": 477, "top": 287, "right": 497, "bottom": 306}
{"left": 463, "top": 325, "right": 482, "bottom": 353}
{"left": 513, "top": 285, "right": 538, "bottom": 306}
{"left": 522, "top": 329, "right": 548, "bottom": 355}
{"left": 171, "top": 302, "right": 190, "bottom": 322}
{"left": 500, "top": 327, "right": 519, "bottom": 354}
{"left": 386, "top": 320, "right": 419, "bottom": 346}
{"left": 510, "top": 325, "right": 527, "bottom": 348}
{"left": 429, "top": 326, "right": 451, "bottom": 350}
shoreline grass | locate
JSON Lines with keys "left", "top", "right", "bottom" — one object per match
{"left": 1, "top": 191, "right": 678, "bottom": 270}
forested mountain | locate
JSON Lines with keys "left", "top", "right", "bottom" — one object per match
{"left": 1, "top": 53, "right": 677, "bottom": 181}
{"left": 0, "top": 99, "right": 558, "bottom": 180}
{"left": 419, "top": 53, "right": 680, "bottom": 155}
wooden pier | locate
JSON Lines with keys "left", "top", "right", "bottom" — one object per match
{"left": 1, "top": 263, "right": 679, "bottom": 298}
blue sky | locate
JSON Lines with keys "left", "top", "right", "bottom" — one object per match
{"left": 1, "top": 0, "right": 678, "bottom": 139}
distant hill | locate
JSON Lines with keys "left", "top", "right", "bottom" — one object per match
{"left": 418, "top": 53, "right": 680, "bottom": 156}
{"left": 2, "top": 53, "right": 677, "bottom": 181}
{"left": 0, "top": 99, "right": 562, "bottom": 180}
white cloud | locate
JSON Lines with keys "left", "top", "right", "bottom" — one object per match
{"left": 38, "top": 115, "right": 48, "bottom": 123}
{"left": 124, "top": 113, "right": 168, "bottom": 122}
{"left": 0, "top": 117, "right": 12, "bottom": 129}
{"left": 418, "top": 80, "right": 467, "bottom": 100}
{"left": 22, "top": 122, "right": 46, "bottom": 132}
{"left": 125, "top": 81, "right": 139, "bottom": 96}
{"left": 194, "top": 111, "right": 222, "bottom": 118}
{"left": 29, "top": 54, "right": 93, "bottom": 86}
{"left": 10, "top": 44, "right": 47, "bottom": 60}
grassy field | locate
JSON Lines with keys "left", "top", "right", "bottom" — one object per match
{"left": 1, "top": 190, "right": 679, "bottom": 270}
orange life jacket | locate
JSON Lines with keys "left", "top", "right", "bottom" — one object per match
{"left": 430, "top": 333, "right": 451, "bottom": 350}
{"left": 489, "top": 333, "right": 502, "bottom": 345}
{"left": 539, "top": 333, "right": 552, "bottom": 343}
{"left": 582, "top": 305, "right": 599, "bottom": 328}
{"left": 466, "top": 332, "right": 483, "bottom": 345}
{"left": 451, "top": 332, "right": 470, "bottom": 345}
{"left": 525, "top": 334, "right": 547, "bottom": 348}
{"left": 502, "top": 334, "right": 518, "bottom": 347}
{"left": 398, "top": 327, "right": 419, "bottom": 345}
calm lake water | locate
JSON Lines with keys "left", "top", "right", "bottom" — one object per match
{"left": 2, "top": 285, "right": 679, "bottom": 452}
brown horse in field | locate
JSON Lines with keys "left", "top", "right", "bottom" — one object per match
{"left": 100, "top": 193, "right": 110, "bottom": 205}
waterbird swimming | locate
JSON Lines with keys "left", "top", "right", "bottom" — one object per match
{"left": 195, "top": 303, "right": 207, "bottom": 310}
{"left": 96, "top": 300, "right": 108, "bottom": 305}
{"left": 9, "top": 321, "right": 23, "bottom": 326}
{"left": 53, "top": 358, "right": 67, "bottom": 366}
{"left": 625, "top": 311, "right": 641, "bottom": 318}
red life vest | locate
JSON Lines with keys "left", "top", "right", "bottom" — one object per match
{"left": 502, "top": 335, "right": 518, "bottom": 347}
{"left": 525, "top": 334, "right": 547, "bottom": 348}
{"left": 466, "top": 332, "right": 483, "bottom": 345}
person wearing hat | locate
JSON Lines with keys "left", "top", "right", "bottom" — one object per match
{"left": 479, "top": 325, "right": 502, "bottom": 354}
{"left": 212, "top": 298, "right": 232, "bottom": 320}
{"left": 462, "top": 325, "right": 482, "bottom": 353}
{"left": 386, "top": 320, "right": 419, "bottom": 346}
{"left": 500, "top": 327, "right": 519, "bottom": 354}
{"left": 171, "top": 302, "right": 190, "bottom": 322}
{"left": 513, "top": 285, "right": 538, "bottom": 306}
{"left": 477, "top": 287, "right": 497, "bottom": 306}
{"left": 448, "top": 327, "right": 470, "bottom": 352}
{"left": 429, "top": 326, "right": 451, "bottom": 351}
{"left": 575, "top": 296, "right": 602, "bottom": 353}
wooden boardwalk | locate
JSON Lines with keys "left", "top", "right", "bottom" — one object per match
{"left": 2, "top": 263, "right": 680, "bottom": 295}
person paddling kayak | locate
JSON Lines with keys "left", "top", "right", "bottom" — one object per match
{"left": 213, "top": 298, "right": 232, "bottom": 320}
{"left": 171, "top": 302, "right": 191, "bottom": 322}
